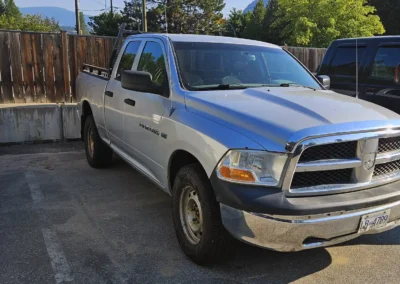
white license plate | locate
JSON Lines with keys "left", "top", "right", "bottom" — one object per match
{"left": 358, "top": 209, "right": 391, "bottom": 234}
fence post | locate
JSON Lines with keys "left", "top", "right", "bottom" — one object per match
{"left": 61, "top": 31, "right": 70, "bottom": 103}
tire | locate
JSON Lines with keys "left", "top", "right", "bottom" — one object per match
{"left": 172, "top": 163, "right": 231, "bottom": 265}
{"left": 84, "top": 115, "right": 113, "bottom": 168}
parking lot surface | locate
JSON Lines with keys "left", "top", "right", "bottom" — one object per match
{"left": 1, "top": 142, "right": 400, "bottom": 284}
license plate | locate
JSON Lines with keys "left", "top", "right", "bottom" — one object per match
{"left": 358, "top": 209, "right": 391, "bottom": 234}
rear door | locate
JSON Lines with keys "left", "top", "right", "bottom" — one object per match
{"left": 364, "top": 44, "right": 400, "bottom": 113}
{"left": 326, "top": 44, "right": 367, "bottom": 97}
{"left": 122, "top": 39, "right": 171, "bottom": 184}
{"left": 104, "top": 40, "right": 142, "bottom": 149}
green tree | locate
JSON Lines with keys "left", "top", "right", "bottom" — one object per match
{"left": 243, "top": 0, "right": 266, "bottom": 40}
{"left": 4, "top": 0, "right": 20, "bottom": 17}
{"left": 224, "top": 8, "right": 249, "bottom": 37}
{"left": 88, "top": 11, "right": 123, "bottom": 36}
{"left": 0, "top": 0, "right": 5, "bottom": 15}
{"left": 0, "top": 14, "right": 59, "bottom": 32}
{"left": 146, "top": 0, "right": 225, "bottom": 34}
{"left": 273, "top": 0, "right": 385, "bottom": 47}
{"left": 368, "top": 0, "right": 400, "bottom": 35}
{"left": 262, "top": 0, "right": 284, "bottom": 45}
{"left": 121, "top": 0, "right": 143, "bottom": 30}
{"left": 79, "top": 12, "right": 89, "bottom": 34}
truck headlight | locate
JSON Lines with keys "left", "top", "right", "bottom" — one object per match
{"left": 217, "top": 150, "right": 288, "bottom": 187}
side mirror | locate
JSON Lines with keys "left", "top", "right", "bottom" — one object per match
{"left": 395, "top": 64, "right": 400, "bottom": 84}
{"left": 317, "top": 75, "right": 331, "bottom": 90}
{"left": 121, "top": 70, "right": 162, "bottom": 95}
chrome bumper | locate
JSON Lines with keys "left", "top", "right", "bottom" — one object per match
{"left": 220, "top": 201, "right": 400, "bottom": 252}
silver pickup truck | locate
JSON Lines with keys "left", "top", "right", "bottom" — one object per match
{"left": 77, "top": 30, "right": 400, "bottom": 265}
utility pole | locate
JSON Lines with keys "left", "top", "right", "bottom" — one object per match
{"left": 142, "top": 0, "right": 147, "bottom": 32}
{"left": 75, "top": 0, "right": 81, "bottom": 35}
{"left": 110, "top": 0, "right": 113, "bottom": 13}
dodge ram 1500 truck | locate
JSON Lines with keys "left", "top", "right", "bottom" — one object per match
{"left": 77, "top": 28, "right": 400, "bottom": 265}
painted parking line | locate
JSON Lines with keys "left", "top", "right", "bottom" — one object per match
{"left": 42, "top": 229, "right": 74, "bottom": 284}
{"left": 25, "top": 172, "right": 44, "bottom": 204}
{"left": 25, "top": 171, "right": 74, "bottom": 284}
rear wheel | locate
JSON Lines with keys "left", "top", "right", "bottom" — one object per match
{"left": 172, "top": 164, "right": 231, "bottom": 265}
{"left": 84, "top": 116, "right": 113, "bottom": 168}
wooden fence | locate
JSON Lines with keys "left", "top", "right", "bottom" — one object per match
{"left": 285, "top": 47, "right": 327, "bottom": 73}
{"left": 0, "top": 30, "right": 116, "bottom": 104}
{"left": 0, "top": 30, "right": 326, "bottom": 104}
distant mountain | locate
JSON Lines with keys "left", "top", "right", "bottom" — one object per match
{"left": 20, "top": 7, "right": 90, "bottom": 26}
{"left": 244, "top": 0, "right": 270, "bottom": 13}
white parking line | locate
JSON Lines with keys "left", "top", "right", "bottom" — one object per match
{"left": 42, "top": 229, "right": 74, "bottom": 284}
{"left": 25, "top": 172, "right": 44, "bottom": 204}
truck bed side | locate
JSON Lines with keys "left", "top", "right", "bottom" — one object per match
{"left": 76, "top": 72, "right": 109, "bottom": 140}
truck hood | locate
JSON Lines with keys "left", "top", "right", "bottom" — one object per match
{"left": 185, "top": 87, "right": 400, "bottom": 152}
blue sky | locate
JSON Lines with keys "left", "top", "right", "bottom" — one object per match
{"left": 15, "top": 0, "right": 249, "bottom": 16}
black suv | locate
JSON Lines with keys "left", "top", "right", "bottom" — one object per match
{"left": 317, "top": 36, "right": 400, "bottom": 113}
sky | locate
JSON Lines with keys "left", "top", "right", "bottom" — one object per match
{"left": 15, "top": 0, "right": 249, "bottom": 16}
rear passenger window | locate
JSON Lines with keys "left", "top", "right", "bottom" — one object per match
{"left": 137, "top": 42, "right": 167, "bottom": 87}
{"left": 115, "top": 41, "right": 141, "bottom": 80}
{"left": 370, "top": 47, "right": 400, "bottom": 80}
{"left": 330, "top": 47, "right": 366, "bottom": 76}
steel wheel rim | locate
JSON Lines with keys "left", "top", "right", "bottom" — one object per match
{"left": 179, "top": 186, "right": 203, "bottom": 245}
{"left": 88, "top": 125, "right": 95, "bottom": 158}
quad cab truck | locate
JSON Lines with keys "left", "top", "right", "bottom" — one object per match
{"left": 77, "top": 26, "right": 400, "bottom": 265}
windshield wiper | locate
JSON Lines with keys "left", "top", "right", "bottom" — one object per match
{"left": 193, "top": 84, "right": 248, "bottom": 91}
{"left": 279, "top": 83, "right": 316, "bottom": 91}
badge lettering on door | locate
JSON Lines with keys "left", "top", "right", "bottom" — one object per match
{"left": 139, "top": 123, "right": 167, "bottom": 139}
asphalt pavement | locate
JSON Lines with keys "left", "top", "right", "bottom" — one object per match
{"left": 1, "top": 142, "right": 400, "bottom": 284}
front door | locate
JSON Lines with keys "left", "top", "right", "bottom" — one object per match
{"left": 123, "top": 39, "right": 171, "bottom": 184}
{"left": 104, "top": 40, "right": 142, "bottom": 150}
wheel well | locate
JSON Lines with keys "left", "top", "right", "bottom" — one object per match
{"left": 81, "top": 101, "right": 92, "bottom": 140}
{"left": 169, "top": 150, "right": 202, "bottom": 189}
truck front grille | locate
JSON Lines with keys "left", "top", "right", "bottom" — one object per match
{"left": 299, "top": 141, "right": 357, "bottom": 162}
{"left": 374, "top": 160, "right": 400, "bottom": 177}
{"left": 286, "top": 134, "right": 400, "bottom": 196}
{"left": 292, "top": 169, "right": 352, "bottom": 188}
{"left": 378, "top": 136, "right": 400, "bottom": 153}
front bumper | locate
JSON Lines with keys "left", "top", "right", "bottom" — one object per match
{"left": 221, "top": 201, "right": 400, "bottom": 252}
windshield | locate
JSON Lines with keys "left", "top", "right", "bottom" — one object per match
{"left": 173, "top": 42, "right": 322, "bottom": 91}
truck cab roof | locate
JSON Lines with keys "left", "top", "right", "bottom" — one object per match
{"left": 127, "top": 33, "right": 281, "bottom": 49}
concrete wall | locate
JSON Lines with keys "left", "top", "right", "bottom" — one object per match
{"left": 0, "top": 104, "right": 80, "bottom": 144}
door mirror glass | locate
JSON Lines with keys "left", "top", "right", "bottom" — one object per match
{"left": 317, "top": 75, "right": 331, "bottom": 89}
{"left": 395, "top": 64, "right": 400, "bottom": 84}
{"left": 121, "top": 70, "right": 163, "bottom": 95}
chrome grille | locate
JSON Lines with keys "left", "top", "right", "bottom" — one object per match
{"left": 299, "top": 141, "right": 357, "bottom": 162}
{"left": 378, "top": 137, "right": 400, "bottom": 153}
{"left": 292, "top": 169, "right": 352, "bottom": 188}
{"left": 374, "top": 160, "right": 400, "bottom": 177}
{"left": 285, "top": 132, "right": 400, "bottom": 196}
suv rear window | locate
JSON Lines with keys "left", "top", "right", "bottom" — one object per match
{"left": 330, "top": 46, "right": 366, "bottom": 76}
{"left": 370, "top": 46, "right": 400, "bottom": 80}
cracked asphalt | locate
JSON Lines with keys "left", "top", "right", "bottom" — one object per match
{"left": 1, "top": 142, "right": 400, "bottom": 284}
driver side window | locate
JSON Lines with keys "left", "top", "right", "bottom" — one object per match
{"left": 115, "top": 41, "right": 142, "bottom": 81}
{"left": 137, "top": 41, "right": 167, "bottom": 87}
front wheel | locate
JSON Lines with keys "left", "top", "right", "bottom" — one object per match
{"left": 172, "top": 164, "right": 231, "bottom": 265}
{"left": 84, "top": 115, "right": 113, "bottom": 168}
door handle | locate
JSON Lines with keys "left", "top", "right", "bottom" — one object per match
{"left": 105, "top": 91, "right": 114, "bottom": 97}
{"left": 124, "top": 98, "right": 136, "bottom": 107}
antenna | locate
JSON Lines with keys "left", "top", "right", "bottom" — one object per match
{"left": 356, "top": 37, "right": 358, "bottom": 99}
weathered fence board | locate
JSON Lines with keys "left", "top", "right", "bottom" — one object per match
{"left": 0, "top": 30, "right": 327, "bottom": 104}
{"left": 20, "top": 33, "right": 35, "bottom": 103}
{"left": 31, "top": 33, "right": 46, "bottom": 102}
{"left": 10, "top": 32, "right": 24, "bottom": 103}
{"left": 53, "top": 34, "right": 65, "bottom": 102}
{"left": 68, "top": 36, "right": 78, "bottom": 102}
{"left": 0, "top": 32, "right": 13, "bottom": 103}
{"left": 43, "top": 34, "right": 56, "bottom": 102}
